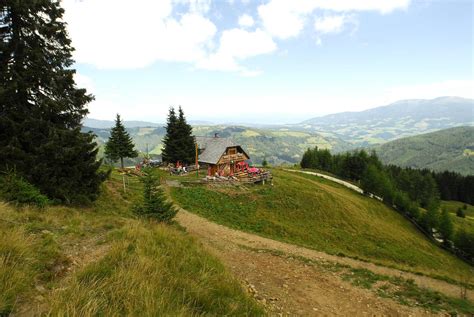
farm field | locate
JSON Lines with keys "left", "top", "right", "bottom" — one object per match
{"left": 170, "top": 169, "right": 473, "bottom": 282}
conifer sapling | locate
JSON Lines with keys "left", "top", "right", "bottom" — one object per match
{"left": 105, "top": 114, "right": 138, "bottom": 168}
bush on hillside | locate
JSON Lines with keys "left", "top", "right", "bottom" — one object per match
{"left": 133, "top": 169, "right": 177, "bottom": 223}
{"left": 0, "top": 171, "right": 49, "bottom": 208}
{"left": 456, "top": 208, "right": 465, "bottom": 218}
{"left": 454, "top": 229, "right": 474, "bottom": 261}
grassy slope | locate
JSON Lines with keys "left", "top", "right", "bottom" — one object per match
{"left": 375, "top": 126, "right": 474, "bottom": 175}
{"left": 441, "top": 200, "right": 474, "bottom": 234}
{"left": 171, "top": 169, "right": 473, "bottom": 282}
{"left": 0, "top": 173, "right": 262, "bottom": 316}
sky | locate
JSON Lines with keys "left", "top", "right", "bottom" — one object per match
{"left": 62, "top": 0, "right": 474, "bottom": 124}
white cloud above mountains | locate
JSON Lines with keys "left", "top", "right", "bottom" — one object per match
{"left": 63, "top": 0, "right": 410, "bottom": 74}
{"left": 196, "top": 28, "right": 276, "bottom": 73}
{"left": 63, "top": 0, "right": 215, "bottom": 69}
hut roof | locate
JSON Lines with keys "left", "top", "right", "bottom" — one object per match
{"left": 196, "top": 136, "right": 249, "bottom": 164}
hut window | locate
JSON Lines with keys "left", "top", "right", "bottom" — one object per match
{"left": 228, "top": 148, "right": 237, "bottom": 155}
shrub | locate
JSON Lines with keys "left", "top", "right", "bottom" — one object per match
{"left": 0, "top": 171, "right": 49, "bottom": 208}
{"left": 133, "top": 169, "right": 177, "bottom": 223}
{"left": 456, "top": 208, "right": 466, "bottom": 218}
{"left": 454, "top": 229, "right": 474, "bottom": 261}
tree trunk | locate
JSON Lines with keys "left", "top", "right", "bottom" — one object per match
{"left": 120, "top": 157, "right": 124, "bottom": 169}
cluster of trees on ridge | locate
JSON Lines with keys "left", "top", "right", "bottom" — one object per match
{"left": 301, "top": 147, "right": 474, "bottom": 261}
{"left": 161, "top": 106, "right": 196, "bottom": 165}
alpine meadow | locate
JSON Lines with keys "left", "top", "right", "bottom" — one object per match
{"left": 1, "top": 0, "right": 473, "bottom": 316}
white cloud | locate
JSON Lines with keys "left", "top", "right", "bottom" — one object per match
{"left": 258, "top": 0, "right": 410, "bottom": 39}
{"left": 257, "top": 1, "right": 309, "bottom": 39}
{"left": 74, "top": 73, "right": 94, "bottom": 92}
{"left": 63, "top": 0, "right": 274, "bottom": 75}
{"left": 314, "top": 14, "right": 348, "bottom": 34}
{"left": 62, "top": 0, "right": 411, "bottom": 74}
{"left": 196, "top": 28, "right": 277, "bottom": 73}
{"left": 238, "top": 14, "right": 255, "bottom": 28}
{"left": 62, "top": 0, "right": 216, "bottom": 69}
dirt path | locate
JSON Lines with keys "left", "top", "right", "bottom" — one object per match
{"left": 176, "top": 208, "right": 472, "bottom": 315}
{"left": 284, "top": 169, "right": 365, "bottom": 194}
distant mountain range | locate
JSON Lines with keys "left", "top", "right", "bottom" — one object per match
{"left": 83, "top": 118, "right": 161, "bottom": 129}
{"left": 374, "top": 126, "right": 474, "bottom": 175}
{"left": 83, "top": 118, "right": 213, "bottom": 129}
{"left": 298, "top": 97, "right": 474, "bottom": 146}
{"left": 83, "top": 96, "right": 474, "bottom": 168}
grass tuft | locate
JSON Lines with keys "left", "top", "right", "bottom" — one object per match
{"left": 47, "top": 222, "right": 263, "bottom": 316}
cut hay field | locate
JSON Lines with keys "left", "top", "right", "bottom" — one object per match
{"left": 170, "top": 169, "right": 473, "bottom": 283}
{"left": 0, "top": 172, "right": 262, "bottom": 316}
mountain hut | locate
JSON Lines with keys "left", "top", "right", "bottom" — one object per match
{"left": 196, "top": 135, "right": 250, "bottom": 177}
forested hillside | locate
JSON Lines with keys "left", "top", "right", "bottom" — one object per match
{"left": 375, "top": 126, "right": 474, "bottom": 175}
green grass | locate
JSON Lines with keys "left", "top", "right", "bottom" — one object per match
{"left": 46, "top": 222, "right": 262, "bottom": 316}
{"left": 441, "top": 201, "right": 474, "bottom": 234}
{"left": 442, "top": 200, "right": 474, "bottom": 219}
{"left": 0, "top": 172, "right": 262, "bottom": 316}
{"left": 170, "top": 169, "right": 474, "bottom": 282}
{"left": 343, "top": 268, "right": 474, "bottom": 314}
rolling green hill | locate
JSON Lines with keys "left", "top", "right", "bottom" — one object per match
{"left": 299, "top": 97, "right": 474, "bottom": 146}
{"left": 374, "top": 126, "right": 474, "bottom": 175}
{"left": 170, "top": 169, "right": 473, "bottom": 282}
{"left": 84, "top": 125, "right": 351, "bottom": 165}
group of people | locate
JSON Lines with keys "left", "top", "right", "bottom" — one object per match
{"left": 169, "top": 161, "right": 195, "bottom": 175}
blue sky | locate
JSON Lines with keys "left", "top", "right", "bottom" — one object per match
{"left": 63, "top": 0, "right": 473, "bottom": 124}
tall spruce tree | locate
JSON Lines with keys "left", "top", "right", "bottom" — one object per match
{"left": 162, "top": 106, "right": 195, "bottom": 165}
{"left": 176, "top": 106, "right": 196, "bottom": 164}
{"left": 0, "top": 1, "right": 106, "bottom": 203}
{"left": 161, "top": 107, "right": 178, "bottom": 164}
{"left": 438, "top": 208, "right": 454, "bottom": 244}
{"left": 104, "top": 114, "right": 138, "bottom": 168}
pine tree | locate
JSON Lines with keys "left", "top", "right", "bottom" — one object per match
{"left": 438, "top": 208, "right": 454, "bottom": 244}
{"left": 104, "top": 114, "right": 138, "bottom": 168}
{"left": 454, "top": 229, "right": 474, "bottom": 260}
{"left": 176, "top": 106, "right": 195, "bottom": 164}
{"left": 161, "top": 107, "right": 178, "bottom": 164}
{"left": 420, "top": 205, "right": 439, "bottom": 233}
{"left": 262, "top": 157, "right": 268, "bottom": 167}
{"left": 161, "top": 106, "right": 195, "bottom": 165}
{"left": 0, "top": 1, "right": 106, "bottom": 203}
{"left": 133, "top": 169, "right": 177, "bottom": 222}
